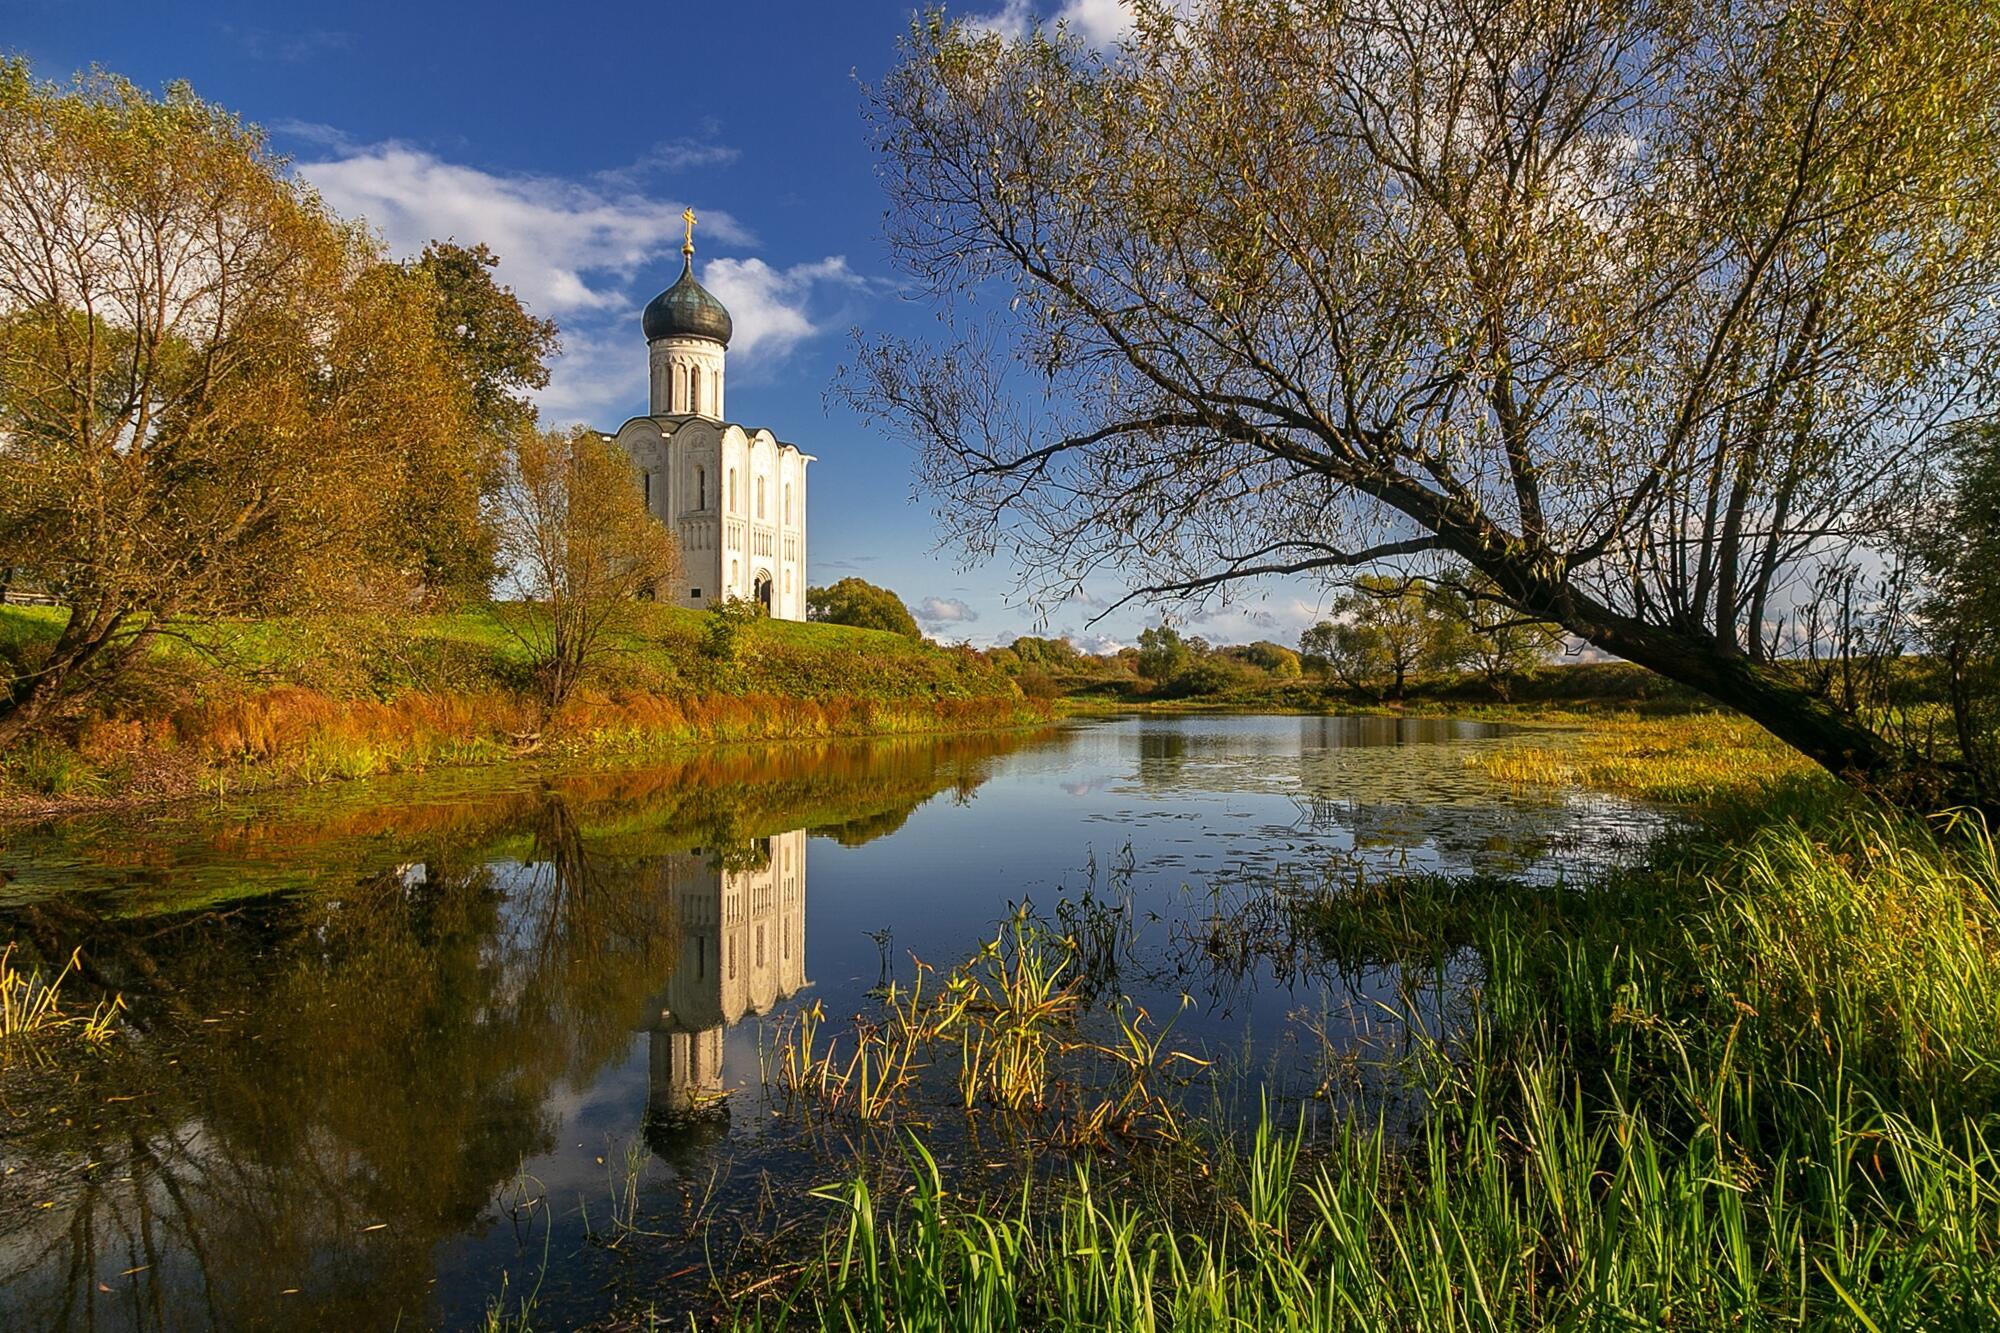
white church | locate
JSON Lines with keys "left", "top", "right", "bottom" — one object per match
{"left": 607, "top": 213, "right": 810, "bottom": 619}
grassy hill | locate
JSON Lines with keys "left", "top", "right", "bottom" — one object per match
{"left": 0, "top": 603, "right": 1043, "bottom": 808}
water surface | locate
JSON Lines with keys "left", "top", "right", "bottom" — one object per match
{"left": 0, "top": 714, "right": 1660, "bottom": 1329}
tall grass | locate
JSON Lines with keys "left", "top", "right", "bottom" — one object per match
{"left": 736, "top": 789, "right": 2000, "bottom": 1329}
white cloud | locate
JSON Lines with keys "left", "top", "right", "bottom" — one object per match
{"left": 223, "top": 25, "right": 351, "bottom": 63}
{"left": 284, "top": 132, "right": 871, "bottom": 423}
{"left": 703, "top": 256, "right": 872, "bottom": 365}
{"left": 964, "top": 0, "right": 1190, "bottom": 47}
{"left": 295, "top": 142, "right": 750, "bottom": 318}
{"left": 916, "top": 595, "right": 979, "bottom": 625}
{"left": 1069, "top": 633, "right": 1127, "bottom": 655}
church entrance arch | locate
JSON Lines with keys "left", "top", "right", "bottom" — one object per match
{"left": 753, "top": 572, "right": 773, "bottom": 613}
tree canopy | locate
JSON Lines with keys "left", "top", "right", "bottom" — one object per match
{"left": 846, "top": 0, "right": 2000, "bottom": 801}
{"left": 807, "top": 578, "right": 923, "bottom": 638}
{"left": 489, "top": 426, "right": 679, "bottom": 711}
{"left": 0, "top": 60, "right": 492, "bottom": 741}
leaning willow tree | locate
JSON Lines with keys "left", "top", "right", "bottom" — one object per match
{"left": 847, "top": 0, "right": 2000, "bottom": 798}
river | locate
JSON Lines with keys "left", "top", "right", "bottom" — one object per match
{"left": 0, "top": 713, "right": 1662, "bottom": 1329}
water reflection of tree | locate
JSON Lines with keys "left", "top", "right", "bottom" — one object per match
{"left": 0, "top": 831, "right": 674, "bottom": 1328}
{"left": 0, "top": 728, "right": 1032, "bottom": 1329}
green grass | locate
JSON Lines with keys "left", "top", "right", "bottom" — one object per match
{"left": 0, "top": 603, "right": 1041, "bottom": 808}
{"left": 731, "top": 783, "right": 2000, "bottom": 1329}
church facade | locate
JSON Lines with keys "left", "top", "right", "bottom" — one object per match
{"left": 607, "top": 215, "right": 811, "bottom": 619}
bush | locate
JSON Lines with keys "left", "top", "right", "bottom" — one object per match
{"left": 1158, "top": 658, "right": 1248, "bottom": 698}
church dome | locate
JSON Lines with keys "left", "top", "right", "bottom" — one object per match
{"left": 642, "top": 257, "right": 733, "bottom": 346}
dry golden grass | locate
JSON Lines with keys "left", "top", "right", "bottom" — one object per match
{"left": 1470, "top": 710, "right": 1816, "bottom": 804}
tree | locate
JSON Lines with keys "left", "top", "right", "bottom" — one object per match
{"left": 1135, "top": 623, "right": 1190, "bottom": 681}
{"left": 806, "top": 578, "right": 922, "bottom": 637}
{"left": 333, "top": 259, "right": 494, "bottom": 602}
{"left": 1006, "top": 634, "right": 1082, "bottom": 670}
{"left": 1913, "top": 425, "right": 2000, "bottom": 805}
{"left": 489, "top": 426, "right": 678, "bottom": 711}
{"left": 1234, "top": 641, "right": 1302, "bottom": 679}
{"left": 413, "top": 240, "right": 559, "bottom": 442}
{"left": 0, "top": 61, "right": 478, "bottom": 745}
{"left": 1303, "top": 576, "right": 1460, "bottom": 700}
{"left": 846, "top": 3, "right": 2000, "bottom": 802}
{"left": 1298, "top": 622, "right": 1339, "bottom": 679}
{"left": 1433, "top": 571, "right": 1566, "bottom": 701}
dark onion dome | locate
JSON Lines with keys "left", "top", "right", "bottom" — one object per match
{"left": 642, "top": 256, "right": 733, "bottom": 345}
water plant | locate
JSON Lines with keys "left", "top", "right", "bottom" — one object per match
{"left": 0, "top": 944, "right": 121, "bottom": 1054}
{"left": 773, "top": 905, "right": 1205, "bottom": 1141}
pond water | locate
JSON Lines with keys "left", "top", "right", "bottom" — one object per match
{"left": 0, "top": 714, "right": 1664, "bottom": 1330}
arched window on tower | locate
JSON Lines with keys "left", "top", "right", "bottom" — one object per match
{"left": 689, "top": 366, "right": 701, "bottom": 415}
{"left": 696, "top": 465, "right": 707, "bottom": 511}
{"left": 756, "top": 476, "right": 765, "bottom": 520}
{"left": 728, "top": 468, "right": 737, "bottom": 513}
{"left": 784, "top": 483, "right": 792, "bottom": 525}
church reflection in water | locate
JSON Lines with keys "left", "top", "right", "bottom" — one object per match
{"left": 643, "top": 829, "right": 808, "bottom": 1122}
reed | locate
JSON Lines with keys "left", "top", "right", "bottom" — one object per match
{"left": 0, "top": 944, "right": 122, "bottom": 1054}
{"left": 774, "top": 906, "right": 1204, "bottom": 1140}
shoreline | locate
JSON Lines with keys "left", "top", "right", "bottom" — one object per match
{"left": 0, "top": 696, "right": 1059, "bottom": 825}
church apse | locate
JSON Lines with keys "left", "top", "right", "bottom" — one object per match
{"left": 643, "top": 829, "right": 808, "bottom": 1124}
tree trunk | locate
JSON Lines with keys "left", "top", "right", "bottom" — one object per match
{"left": 1575, "top": 613, "right": 1978, "bottom": 809}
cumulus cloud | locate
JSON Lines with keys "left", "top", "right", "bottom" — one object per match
{"left": 703, "top": 256, "right": 872, "bottom": 364}
{"left": 965, "top": 0, "right": 1187, "bottom": 46}
{"left": 295, "top": 141, "right": 751, "bottom": 318}
{"left": 916, "top": 595, "right": 979, "bottom": 626}
{"left": 1176, "top": 595, "right": 1326, "bottom": 646}
{"left": 283, "top": 130, "right": 870, "bottom": 422}
{"left": 1069, "top": 633, "right": 1127, "bottom": 655}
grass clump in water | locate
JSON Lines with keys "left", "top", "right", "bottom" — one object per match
{"left": 0, "top": 944, "right": 122, "bottom": 1057}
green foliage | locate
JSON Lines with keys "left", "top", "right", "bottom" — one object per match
{"left": 1914, "top": 423, "right": 2000, "bottom": 804}
{"left": 807, "top": 578, "right": 922, "bottom": 639}
{"left": 1431, "top": 569, "right": 1565, "bottom": 701}
{"left": 1135, "top": 624, "right": 1190, "bottom": 681}
{"left": 703, "top": 596, "right": 764, "bottom": 666}
{"left": 1003, "top": 635, "right": 1080, "bottom": 671}
{"left": 1157, "top": 657, "right": 1248, "bottom": 699}
{"left": 1231, "top": 640, "right": 1302, "bottom": 679}
{"left": 412, "top": 239, "right": 558, "bottom": 443}
{"left": 1302, "top": 576, "right": 1465, "bottom": 700}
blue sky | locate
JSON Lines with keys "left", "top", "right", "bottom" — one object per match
{"left": 11, "top": 0, "right": 1328, "bottom": 651}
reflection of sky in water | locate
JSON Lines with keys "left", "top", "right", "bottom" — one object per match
{"left": 0, "top": 713, "right": 1668, "bottom": 1331}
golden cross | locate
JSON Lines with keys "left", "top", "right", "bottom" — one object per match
{"left": 682, "top": 207, "right": 697, "bottom": 257}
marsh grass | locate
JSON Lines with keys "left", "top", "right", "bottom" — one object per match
{"left": 0, "top": 944, "right": 122, "bottom": 1055}
{"left": 737, "top": 787, "right": 2000, "bottom": 1329}
{"left": 774, "top": 907, "right": 1207, "bottom": 1142}
{"left": 1467, "top": 710, "right": 1814, "bottom": 803}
